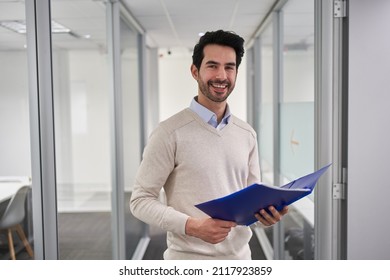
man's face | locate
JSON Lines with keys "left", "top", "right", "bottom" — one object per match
{"left": 191, "top": 44, "right": 237, "bottom": 104}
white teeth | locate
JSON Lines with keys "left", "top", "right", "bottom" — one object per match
{"left": 212, "top": 83, "right": 226, "bottom": 88}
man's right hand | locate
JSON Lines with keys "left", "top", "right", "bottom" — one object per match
{"left": 185, "top": 217, "right": 237, "bottom": 244}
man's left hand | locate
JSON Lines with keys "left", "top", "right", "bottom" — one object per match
{"left": 254, "top": 206, "right": 289, "bottom": 226}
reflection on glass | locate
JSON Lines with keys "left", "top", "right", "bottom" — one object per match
{"left": 120, "top": 17, "right": 144, "bottom": 259}
{"left": 51, "top": 0, "right": 112, "bottom": 259}
{"left": 259, "top": 24, "right": 274, "bottom": 186}
{"left": 281, "top": 0, "right": 315, "bottom": 260}
{"left": 0, "top": 0, "right": 34, "bottom": 260}
{"left": 257, "top": 22, "right": 275, "bottom": 255}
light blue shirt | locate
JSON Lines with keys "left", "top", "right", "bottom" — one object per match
{"left": 189, "top": 97, "right": 231, "bottom": 130}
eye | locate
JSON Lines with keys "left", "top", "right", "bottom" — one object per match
{"left": 226, "top": 66, "right": 235, "bottom": 71}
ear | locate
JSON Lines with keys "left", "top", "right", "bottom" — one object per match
{"left": 190, "top": 64, "right": 199, "bottom": 80}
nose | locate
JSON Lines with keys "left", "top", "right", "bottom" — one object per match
{"left": 216, "top": 68, "right": 227, "bottom": 80}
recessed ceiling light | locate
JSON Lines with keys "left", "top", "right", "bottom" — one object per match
{"left": 51, "top": 21, "right": 71, "bottom": 33}
{"left": 0, "top": 20, "right": 71, "bottom": 34}
{"left": 0, "top": 20, "right": 26, "bottom": 33}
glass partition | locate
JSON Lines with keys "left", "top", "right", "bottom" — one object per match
{"left": 257, "top": 22, "right": 276, "bottom": 255}
{"left": 280, "top": 0, "right": 315, "bottom": 260}
{"left": 0, "top": 0, "right": 34, "bottom": 260}
{"left": 50, "top": 1, "right": 145, "bottom": 260}
{"left": 51, "top": 0, "right": 113, "bottom": 259}
{"left": 255, "top": 0, "right": 315, "bottom": 260}
{"left": 259, "top": 23, "right": 274, "bottom": 186}
{"left": 280, "top": 103, "right": 314, "bottom": 181}
{"left": 119, "top": 17, "right": 144, "bottom": 259}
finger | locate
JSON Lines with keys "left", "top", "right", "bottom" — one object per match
{"left": 267, "top": 206, "right": 282, "bottom": 221}
{"left": 254, "top": 212, "right": 272, "bottom": 226}
{"left": 280, "top": 206, "right": 289, "bottom": 215}
{"left": 214, "top": 227, "right": 232, "bottom": 234}
{"left": 214, "top": 219, "right": 237, "bottom": 228}
{"left": 209, "top": 236, "right": 227, "bottom": 244}
{"left": 259, "top": 209, "right": 277, "bottom": 224}
{"left": 208, "top": 232, "right": 229, "bottom": 244}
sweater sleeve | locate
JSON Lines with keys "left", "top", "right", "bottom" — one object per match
{"left": 130, "top": 125, "right": 189, "bottom": 235}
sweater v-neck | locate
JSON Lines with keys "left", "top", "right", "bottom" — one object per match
{"left": 185, "top": 108, "right": 233, "bottom": 137}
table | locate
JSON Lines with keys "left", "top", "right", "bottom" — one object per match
{"left": 0, "top": 177, "right": 31, "bottom": 203}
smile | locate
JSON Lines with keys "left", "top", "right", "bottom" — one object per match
{"left": 210, "top": 82, "right": 228, "bottom": 89}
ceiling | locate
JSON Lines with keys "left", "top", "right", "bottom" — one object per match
{"left": 122, "top": 0, "right": 276, "bottom": 49}
{"left": 0, "top": 0, "right": 313, "bottom": 51}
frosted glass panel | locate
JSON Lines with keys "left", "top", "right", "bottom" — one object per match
{"left": 280, "top": 102, "right": 314, "bottom": 181}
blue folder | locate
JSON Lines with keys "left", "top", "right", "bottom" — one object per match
{"left": 195, "top": 164, "right": 331, "bottom": 226}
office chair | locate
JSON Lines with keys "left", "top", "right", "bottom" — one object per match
{"left": 0, "top": 186, "right": 34, "bottom": 260}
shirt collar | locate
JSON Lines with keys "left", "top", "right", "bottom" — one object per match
{"left": 189, "top": 97, "right": 231, "bottom": 129}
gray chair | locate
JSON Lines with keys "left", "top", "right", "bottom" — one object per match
{"left": 0, "top": 186, "right": 34, "bottom": 260}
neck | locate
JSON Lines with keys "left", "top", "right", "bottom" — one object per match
{"left": 197, "top": 95, "right": 226, "bottom": 123}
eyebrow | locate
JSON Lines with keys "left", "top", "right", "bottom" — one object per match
{"left": 205, "top": 60, "right": 236, "bottom": 67}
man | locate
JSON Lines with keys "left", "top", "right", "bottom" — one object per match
{"left": 130, "top": 30, "right": 288, "bottom": 260}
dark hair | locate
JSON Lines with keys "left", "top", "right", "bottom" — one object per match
{"left": 192, "top": 30, "right": 245, "bottom": 70}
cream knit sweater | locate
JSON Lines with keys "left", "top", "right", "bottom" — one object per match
{"left": 130, "top": 108, "right": 261, "bottom": 259}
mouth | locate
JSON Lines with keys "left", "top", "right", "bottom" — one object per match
{"left": 210, "top": 81, "right": 229, "bottom": 92}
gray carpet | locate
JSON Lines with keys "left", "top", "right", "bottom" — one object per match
{"left": 1, "top": 211, "right": 266, "bottom": 260}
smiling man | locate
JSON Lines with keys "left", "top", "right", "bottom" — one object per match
{"left": 130, "top": 30, "right": 288, "bottom": 260}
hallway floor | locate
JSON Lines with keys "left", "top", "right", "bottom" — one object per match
{"left": 1, "top": 211, "right": 266, "bottom": 260}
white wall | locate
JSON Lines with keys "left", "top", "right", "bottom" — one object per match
{"left": 348, "top": 0, "right": 390, "bottom": 259}
{"left": 0, "top": 51, "right": 31, "bottom": 177}
{"left": 283, "top": 50, "right": 314, "bottom": 102}
{"left": 158, "top": 47, "right": 247, "bottom": 122}
{"left": 66, "top": 50, "right": 111, "bottom": 187}
{"left": 121, "top": 49, "right": 142, "bottom": 191}
{"left": 57, "top": 49, "right": 141, "bottom": 191}
{"left": 1, "top": 46, "right": 145, "bottom": 211}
